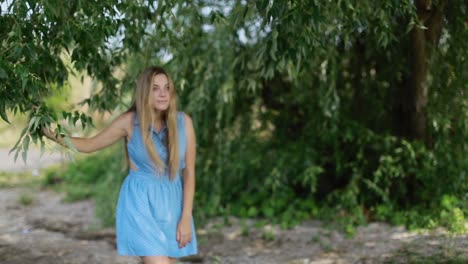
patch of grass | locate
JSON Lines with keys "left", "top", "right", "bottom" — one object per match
{"left": 240, "top": 219, "right": 250, "bottom": 237}
{"left": 222, "top": 214, "right": 232, "bottom": 226}
{"left": 310, "top": 235, "right": 321, "bottom": 244}
{"left": 312, "top": 235, "right": 333, "bottom": 252}
{"left": 388, "top": 242, "right": 467, "bottom": 263}
{"left": 254, "top": 219, "right": 266, "bottom": 229}
{"left": 383, "top": 251, "right": 468, "bottom": 264}
{"left": 261, "top": 229, "right": 275, "bottom": 241}
{"left": 18, "top": 193, "right": 34, "bottom": 206}
{"left": 209, "top": 256, "right": 222, "bottom": 264}
{"left": 212, "top": 222, "right": 222, "bottom": 233}
{"left": 63, "top": 184, "right": 94, "bottom": 202}
{"left": 195, "top": 233, "right": 208, "bottom": 246}
{"left": 0, "top": 171, "right": 44, "bottom": 188}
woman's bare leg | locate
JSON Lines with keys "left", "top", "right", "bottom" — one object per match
{"left": 169, "top": 257, "right": 177, "bottom": 264}
{"left": 142, "top": 256, "right": 171, "bottom": 264}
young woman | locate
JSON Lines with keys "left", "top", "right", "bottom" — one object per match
{"left": 43, "top": 66, "right": 198, "bottom": 264}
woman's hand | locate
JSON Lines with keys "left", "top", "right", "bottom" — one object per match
{"left": 176, "top": 215, "right": 193, "bottom": 248}
{"left": 41, "top": 126, "right": 67, "bottom": 147}
{"left": 41, "top": 126, "right": 56, "bottom": 141}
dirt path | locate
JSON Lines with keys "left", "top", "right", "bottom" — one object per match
{"left": 1, "top": 187, "right": 467, "bottom": 264}
{"left": 0, "top": 187, "right": 140, "bottom": 264}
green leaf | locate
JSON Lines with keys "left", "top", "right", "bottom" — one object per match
{"left": 0, "top": 67, "right": 7, "bottom": 79}
{"left": 28, "top": 117, "right": 37, "bottom": 130}
{"left": 80, "top": 114, "right": 87, "bottom": 129}
{"left": 73, "top": 112, "right": 80, "bottom": 124}
{"left": 65, "top": 151, "right": 76, "bottom": 163}
{"left": 87, "top": 116, "right": 94, "bottom": 127}
{"left": 10, "top": 128, "right": 28, "bottom": 155}
{"left": 269, "top": 40, "right": 277, "bottom": 61}
{"left": 40, "top": 140, "right": 45, "bottom": 157}
{"left": 14, "top": 149, "right": 20, "bottom": 162}
{"left": 21, "top": 149, "right": 27, "bottom": 163}
{"left": 23, "top": 135, "right": 30, "bottom": 153}
{"left": 63, "top": 137, "right": 79, "bottom": 153}
{"left": 247, "top": 206, "right": 258, "bottom": 217}
{"left": 33, "top": 117, "right": 41, "bottom": 131}
{"left": 0, "top": 105, "right": 10, "bottom": 123}
{"left": 21, "top": 74, "right": 28, "bottom": 91}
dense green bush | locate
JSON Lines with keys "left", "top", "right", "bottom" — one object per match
{"left": 193, "top": 115, "right": 467, "bottom": 233}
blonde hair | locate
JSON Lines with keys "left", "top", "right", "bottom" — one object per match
{"left": 126, "top": 66, "right": 180, "bottom": 180}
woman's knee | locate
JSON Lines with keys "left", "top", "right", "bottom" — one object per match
{"left": 142, "top": 256, "right": 173, "bottom": 264}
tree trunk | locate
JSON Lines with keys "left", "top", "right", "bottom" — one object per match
{"left": 393, "top": 0, "right": 447, "bottom": 207}
{"left": 402, "top": 0, "right": 446, "bottom": 141}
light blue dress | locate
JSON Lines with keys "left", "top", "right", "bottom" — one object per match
{"left": 116, "top": 111, "right": 198, "bottom": 257}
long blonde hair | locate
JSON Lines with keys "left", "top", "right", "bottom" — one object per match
{"left": 126, "top": 66, "right": 180, "bottom": 180}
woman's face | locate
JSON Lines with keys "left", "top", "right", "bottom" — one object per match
{"left": 150, "top": 73, "right": 171, "bottom": 112}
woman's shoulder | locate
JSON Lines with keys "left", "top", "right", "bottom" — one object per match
{"left": 113, "top": 111, "right": 136, "bottom": 130}
{"left": 177, "top": 111, "right": 192, "bottom": 123}
{"left": 120, "top": 111, "right": 136, "bottom": 122}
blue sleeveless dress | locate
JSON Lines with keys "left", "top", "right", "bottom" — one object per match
{"left": 116, "top": 111, "right": 198, "bottom": 257}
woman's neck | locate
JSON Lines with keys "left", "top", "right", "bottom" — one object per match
{"left": 152, "top": 111, "right": 166, "bottom": 128}
{"left": 153, "top": 110, "right": 165, "bottom": 121}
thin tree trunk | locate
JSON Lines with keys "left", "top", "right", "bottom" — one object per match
{"left": 407, "top": 0, "right": 447, "bottom": 141}
{"left": 394, "top": 0, "right": 447, "bottom": 206}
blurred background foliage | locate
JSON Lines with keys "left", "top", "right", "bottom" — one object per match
{"left": 1, "top": 0, "right": 467, "bottom": 233}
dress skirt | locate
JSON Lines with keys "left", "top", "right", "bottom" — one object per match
{"left": 116, "top": 170, "right": 198, "bottom": 257}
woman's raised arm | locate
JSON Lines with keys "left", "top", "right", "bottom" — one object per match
{"left": 43, "top": 111, "right": 133, "bottom": 153}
